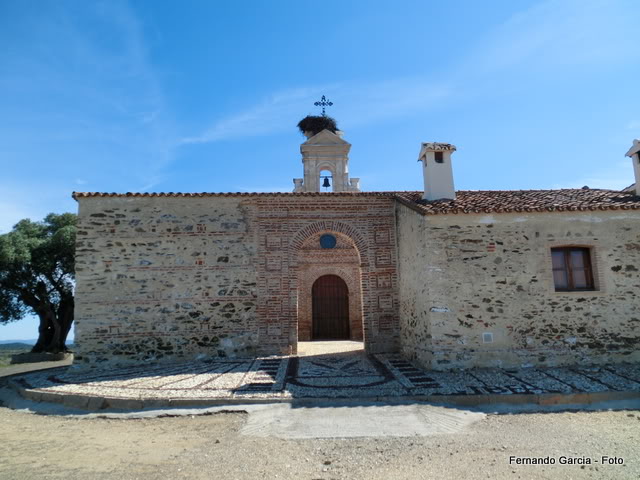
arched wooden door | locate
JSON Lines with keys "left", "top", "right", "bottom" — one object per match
{"left": 312, "top": 275, "right": 350, "bottom": 340}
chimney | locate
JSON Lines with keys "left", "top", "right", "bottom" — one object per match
{"left": 418, "top": 142, "right": 457, "bottom": 201}
{"left": 625, "top": 139, "right": 640, "bottom": 196}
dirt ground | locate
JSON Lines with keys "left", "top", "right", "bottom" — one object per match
{"left": 1, "top": 405, "right": 639, "bottom": 480}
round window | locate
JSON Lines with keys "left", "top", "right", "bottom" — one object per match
{"left": 319, "top": 234, "right": 337, "bottom": 249}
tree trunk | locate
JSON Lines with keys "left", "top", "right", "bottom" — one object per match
{"left": 56, "top": 295, "right": 74, "bottom": 352}
{"left": 31, "top": 295, "right": 74, "bottom": 354}
{"left": 31, "top": 307, "right": 55, "bottom": 353}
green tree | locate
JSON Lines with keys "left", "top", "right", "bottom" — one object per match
{"left": 0, "top": 213, "right": 76, "bottom": 353}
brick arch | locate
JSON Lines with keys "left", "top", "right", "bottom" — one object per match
{"left": 289, "top": 220, "right": 368, "bottom": 263}
{"left": 299, "top": 231, "right": 360, "bottom": 256}
{"left": 307, "top": 269, "right": 353, "bottom": 292}
{"left": 291, "top": 222, "right": 366, "bottom": 343}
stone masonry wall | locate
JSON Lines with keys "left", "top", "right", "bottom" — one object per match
{"left": 396, "top": 203, "right": 640, "bottom": 370}
{"left": 74, "top": 196, "right": 259, "bottom": 365}
{"left": 74, "top": 194, "right": 401, "bottom": 366}
{"left": 396, "top": 203, "right": 432, "bottom": 365}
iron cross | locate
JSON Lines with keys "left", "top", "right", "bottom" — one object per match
{"left": 314, "top": 95, "right": 333, "bottom": 116}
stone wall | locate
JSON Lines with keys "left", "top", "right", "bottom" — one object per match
{"left": 74, "top": 193, "right": 401, "bottom": 365}
{"left": 74, "top": 196, "right": 259, "bottom": 365}
{"left": 396, "top": 203, "right": 640, "bottom": 370}
{"left": 396, "top": 203, "right": 432, "bottom": 365}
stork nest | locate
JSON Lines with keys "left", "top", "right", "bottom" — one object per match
{"left": 297, "top": 115, "right": 338, "bottom": 136}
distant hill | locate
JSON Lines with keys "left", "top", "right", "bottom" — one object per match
{"left": 0, "top": 342, "right": 75, "bottom": 352}
{"left": 0, "top": 342, "right": 33, "bottom": 352}
{"left": 0, "top": 339, "right": 36, "bottom": 346}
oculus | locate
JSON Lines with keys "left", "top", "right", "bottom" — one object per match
{"left": 319, "top": 234, "right": 337, "bottom": 249}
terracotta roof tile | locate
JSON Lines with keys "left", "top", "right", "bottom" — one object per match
{"left": 72, "top": 191, "right": 395, "bottom": 199}
{"left": 73, "top": 188, "right": 640, "bottom": 215}
{"left": 394, "top": 189, "right": 640, "bottom": 215}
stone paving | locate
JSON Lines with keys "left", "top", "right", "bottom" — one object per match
{"left": 7, "top": 343, "right": 640, "bottom": 407}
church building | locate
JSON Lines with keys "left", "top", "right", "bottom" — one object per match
{"left": 71, "top": 117, "right": 640, "bottom": 371}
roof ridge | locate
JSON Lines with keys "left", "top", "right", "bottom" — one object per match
{"left": 72, "top": 189, "right": 640, "bottom": 216}
{"left": 72, "top": 187, "right": 627, "bottom": 197}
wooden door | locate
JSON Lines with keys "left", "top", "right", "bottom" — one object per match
{"left": 312, "top": 275, "right": 350, "bottom": 340}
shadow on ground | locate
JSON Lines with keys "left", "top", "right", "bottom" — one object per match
{"left": 3, "top": 341, "right": 640, "bottom": 411}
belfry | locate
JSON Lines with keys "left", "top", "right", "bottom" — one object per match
{"left": 293, "top": 97, "right": 360, "bottom": 193}
{"left": 293, "top": 128, "right": 360, "bottom": 193}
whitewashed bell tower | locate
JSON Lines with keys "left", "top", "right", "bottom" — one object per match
{"left": 293, "top": 130, "right": 360, "bottom": 193}
{"left": 293, "top": 96, "right": 360, "bottom": 193}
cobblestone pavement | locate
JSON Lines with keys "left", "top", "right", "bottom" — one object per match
{"left": 7, "top": 345, "right": 640, "bottom": 405}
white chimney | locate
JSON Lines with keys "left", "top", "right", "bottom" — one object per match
{"left": 418, "top": 142, "right": 457, "bottom": 201}
{"left": 625, "top": 139, "right": 640, "bottom": 196}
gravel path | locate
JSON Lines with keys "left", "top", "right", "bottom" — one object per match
{"left": 1, "top": 404, "right": 638, "bottom": 480}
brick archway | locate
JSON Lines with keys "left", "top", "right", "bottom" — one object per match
{"left": 251, "top": 196, "right": 400, "bottom": 357}
{"left": 289, "top": 220, "right": 368, "bottom": 265}
{"left": 294, "top": 229, "right": 364, "bottom": 343}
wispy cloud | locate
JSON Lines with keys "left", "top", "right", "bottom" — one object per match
{"left": 0, "top": 1, "right": 175, "bottom": 194}
{"left": 469, "top": 0, "right": 639, "bottom": 74}
{"left": 181, "top": 77, "right": 452, "bottom": 145}
{"left": 551, "top": 162, "right": 634, "bottom": 191}
{"left": 180, "top": 86, "right": 333, "bottom": 144}
{"left": 182, "top": 0, "right": 638, "bottom": 148}
{"left": 3, "top": 0, "right": 634, "bottom": 203}
{"left": 337, "top": 78, "right": 452, "bottom": 128}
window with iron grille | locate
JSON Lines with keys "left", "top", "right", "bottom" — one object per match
{"left": 551, "top": 247, "right": 595, "bottom": 291}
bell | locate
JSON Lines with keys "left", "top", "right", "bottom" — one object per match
{"left": 322, "top": 177, "right": 331, "bottom": 188}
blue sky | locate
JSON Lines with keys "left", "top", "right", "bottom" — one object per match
{"left": 1, "top": 0, "right": 639, "bottom": 341}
